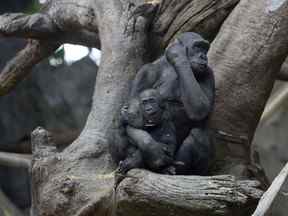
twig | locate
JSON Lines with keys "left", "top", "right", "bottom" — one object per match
{"left": 260, "top": 85, "right": 288, "bottom": 124}
{"left": 252, "top": 162, "right": 288, "bottom": 216}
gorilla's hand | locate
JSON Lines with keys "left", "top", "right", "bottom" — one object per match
{"left": 166, "top": 40, "right": 187, "bottom": 65}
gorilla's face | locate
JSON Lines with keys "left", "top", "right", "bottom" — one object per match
{"left": 139, "top": 89, "right": 163, "bottom": 127}
{"left": 123, "top": 98, "right": 144, "bottom": 129}
{"left": 187, "top": 42, "right": 209, "bottom": 75}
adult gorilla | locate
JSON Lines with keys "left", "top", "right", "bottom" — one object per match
{"left": 111, "top": 32, "right": 215, "bottom": 175}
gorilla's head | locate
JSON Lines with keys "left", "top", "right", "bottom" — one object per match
{"left": 122, "top": 89, "right": 164, "bottom": 128}
{"left": 178, "top": 32, "right": 210, "bottom": 76}
{"left": 139, "top": 89, "right": 163, "bottom": 127}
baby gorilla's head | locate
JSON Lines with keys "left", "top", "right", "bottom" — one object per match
{"left": 124, "top": 89, "right": 164, "bottom": 128}
{"left": 139, "top": 89, "right": 164, "bottom": 127}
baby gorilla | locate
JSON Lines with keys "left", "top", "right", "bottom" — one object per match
{"left": 116, "top": 89, "right": 177, "bottom": 174}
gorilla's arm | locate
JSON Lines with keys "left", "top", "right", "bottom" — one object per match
{"left": 200, "top": 67, "right": 215, "bottom": 113}
{"left": 166, "top": 44, "right": 213, "bottom": 121}
{"left": 118, "top": 147, "right": 144, "bottom": 173}
{"left": 130, "top": 59, "right": 178, "bottom": 101}
{"left": 130, "top": 63, "right": 159, "bottom": 98}
{"left": 126, "top": 126, "right": 175, "bottom": 170}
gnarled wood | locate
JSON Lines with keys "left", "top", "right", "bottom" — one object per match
{"left": 116, "top": 170, "right": 262, "bottom": 216}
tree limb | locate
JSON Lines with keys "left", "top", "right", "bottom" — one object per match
{"left": 0, "top": 151, "right": 31, "bottom": 168}
{"left": 0, "top": 12, "right": 100, "bottom": 47}
{"left": 0, "top": 13, "right": 57, "bottom": 38}
{"left": 116, "top": 170, "right": 263, "bottom": 216}
{"left": 260, "top": 85, "right": 288, "bottom": 124}
{"left": 252, "top": 162, "right": 288, "bottom": 216}
{"left": 0, "top": 40, "right": 59, "bottom": 96}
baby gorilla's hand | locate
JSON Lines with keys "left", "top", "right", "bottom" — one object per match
{"left": 146, "top": 144, "right": 174, "bottom": 171}
{"left": 118, "top": 160, "right": 128, "bottom": 174}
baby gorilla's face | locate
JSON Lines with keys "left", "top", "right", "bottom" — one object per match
{"left": 140, "top": 89, "right": 163, "bottom": 127}
{"left": 124, "top": 98, "right": 145, "bottom": 129}
{"left": 123, "top": 89, "right": 163, "bottom": 128}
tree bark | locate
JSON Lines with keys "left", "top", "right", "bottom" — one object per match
{"left": 208, "top": 0, "right": 288, "bottom": 178}
{"left": 116, "top": 170, "right": 262, "bottom": 216}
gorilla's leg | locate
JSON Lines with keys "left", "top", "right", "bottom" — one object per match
{"left": 118, "top": 146, "right": 144, "bottom": 173}
{"left": 126, "top": 126, "right": 174, "bottom": 172}
{"left": 175, "top": 127, "right": 212, "bottom": 175}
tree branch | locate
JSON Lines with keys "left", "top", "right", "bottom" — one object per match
{"left": 0, "top": 40, "right": 59, "bottom": 96}
{"left": 0, "top": 151, "right": 31, "bottom": 168}
{"left": 252, "top": 162, "right": 288, "bottom": 216}
{"left": 115, "top": 170, "right": 262, "bottom": 216}
{"left": 0, "top": 13, "right": 57, "bottom": 38}
{"left": 260, "top": 85, "right": 288, "bottom": 124}
{"left": 0, "top": 12, "right": 100, "bottom": 47}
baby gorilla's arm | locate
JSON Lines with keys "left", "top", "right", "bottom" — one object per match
{"left": 126, "top": 126, "right": 173, "bottom": 171}
{"left": 118, "top": 147, "right": 144, "bottom": 174}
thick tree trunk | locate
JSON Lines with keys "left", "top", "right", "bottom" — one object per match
{"left": 208, "top": 0, "right": 288, "bottom": 178}
{"left": 2, "top": 0, "right": 288, "bottom": 215}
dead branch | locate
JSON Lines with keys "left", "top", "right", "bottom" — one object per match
{"left": 252, "top": 162, "right": 288, "bottom": 216}
{"left": 116, "top": 170, "right": 263, "bottom": 216}
{"left": 0, "top": 40, "right": 58, "bottom": 96}
{"left": 0, "top": 12, "right": 100, "bottom": 47}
